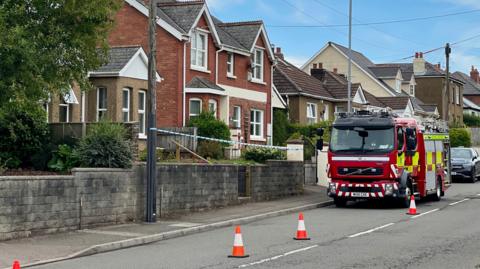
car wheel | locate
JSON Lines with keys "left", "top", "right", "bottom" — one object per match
{"left": 432, "top": 178, "right": 441, "bottom": 201}
{"left": 334, "top": 197, "right": 347, "bottom": 207}
{"left": 470, "top": 167, "right": 476, "bottom": 183}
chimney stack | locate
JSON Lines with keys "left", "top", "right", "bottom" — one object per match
{"left": 310, "top": 67, "right": 326, "bottom": 81}
{"left": 470, "top": 66, "right": 479, "bottom": 83}
{"left": 413, "top": 51, "right": 426, "bottom": 75}
{"left": 274, "top": 47, "right": 284, "bottom": 60}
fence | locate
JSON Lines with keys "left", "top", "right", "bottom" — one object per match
{"left": 156, "top": 127, "right": 198, "bottom": 152}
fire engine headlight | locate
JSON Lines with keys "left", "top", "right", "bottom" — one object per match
{"left": 328, "top": 182, "right": 336, "bottom": 194}
{"left": 385, "top": 184, "right": 394, "bottom": 195}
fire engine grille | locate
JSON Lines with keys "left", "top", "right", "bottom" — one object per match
{"left": 337, "top": 167, "right": 383, "bottom": 176}
{"left": 339, "top": 186, "right": 382, "bottom": 192}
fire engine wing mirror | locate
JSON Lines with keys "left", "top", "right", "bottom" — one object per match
{"left": 316, "top": 139, "right": 324, "bottom": 151}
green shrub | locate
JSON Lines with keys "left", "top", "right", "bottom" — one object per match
{"left": 463, "top": 114, "right": 480, "bottom": 127}
{"left": 287, "top": 121, "right": 331, "bottom": 160}
{"left": 449, "top": 128, "right": 471, "bottom": 147}
{"left": 48, "top": 144, "right": 80, "bottom": 172}
{"left": 273, "top": 108, "right": 289, "bottom": 146}
{"left": 197, "top": 141, "right": 224, "bottom": 159}
{"left": 243, "top": 147, "right": 285, "bottom": 163}
{"left": 139, "top": 148, "right": 176, "bottom": 162}
{"left": 77, "top": 122, "right": 133, "bottom": 168}
{"left": 188, "top": 112, "right": 230, "bottom": 141}
{"left": 31, "top": 143, "right": 56, "bottom": 171}
{"left": 0, "top": 102, "right": 49, "bottom": 168}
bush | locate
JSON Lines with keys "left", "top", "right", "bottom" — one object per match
{"left": 197, "top": 141, "right": 224, "bottom": 159}
{"left": 243, "top": 147, "right": 285, "bottom": 163}
{"left": 273, "top": 108, "right": 289, "bottom": 146}
{"left": 287, "top": 121, "right": 331, "bottom": 160}
{"left": 48, "top": 144, "right": 80, "bottom": 172}
{"left": 0, "top": 102, "right": 49, "bottom": 168}
{"left": 30, "top": 143, "right": 56, "bottom": 171}
{"left": 449, "top": 128, "right": 471, "bottom": 147}
{"left": 188, "top": 112, "right": 230, "bottom": 141}
{"left": 463, "top": 113, "right": 480, "bottom": 127}
{"left": 77, "top": 122, "right": 133, "bottom": 168}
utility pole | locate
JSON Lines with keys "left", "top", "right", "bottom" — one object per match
{"left": 347, "top": 0, "right": 353, "bottom": 113}
{"left": 146, "top": 0, "right": 157, "bottom": 223}
{"left": 444, "top": 43, "right": 451, "bottom": 124}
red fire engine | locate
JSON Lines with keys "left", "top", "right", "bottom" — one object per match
{"left": 321, "top": 111, "right": 451, "bottom": 207}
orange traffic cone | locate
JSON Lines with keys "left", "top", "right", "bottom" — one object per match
{"left": 294, "top": 213, "right": 310, "bottom": 240}
{"left": 228, "top": 226, "right": 249, "bottom": 258}
{"left": 406, "top": 195, "right": 418, "bottom": 215}
{"left": 12, "top": 260, "right": 20, "bottom": 269}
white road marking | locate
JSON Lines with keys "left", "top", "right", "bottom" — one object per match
{"left": 238, "top": 245, "right": 319, "bottom": 268}
{"left": 410, "top": 208, "right": 439, "bottom": 219}
{"left": 348, "top": 223, "right": 395, "bottom": 238}
{"left": 169, "top": 222, "right": 201, "bottom": 228}
{"left": 449, "top": 198, "right": 470, "bottom": 206}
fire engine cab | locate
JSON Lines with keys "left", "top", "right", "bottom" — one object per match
{"left": 322, "top": 111, "right": 451, "bottom": 207}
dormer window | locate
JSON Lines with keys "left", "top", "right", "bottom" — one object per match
{"left": 395, "top": 79, "right": 401, "bottom": 92}
{"left": 409, "top": 84, "right": 415, "bottom": 96}
{"left": 191, "top": 30, "right": 208, "bottom": 70}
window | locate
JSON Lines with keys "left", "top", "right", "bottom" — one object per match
{"left": 96, "top": 87, "right": 107, "bottom": 121}
{"left": 250, "top": 109, "right": 264, "bottom": 138}
{"left": 409, "top": 84, "right": 415, "bottom": 96}
{"left": 227, "top": 53, "right": 234, "bottom": 77}
{"left": 189, "top": 98, "right": 202, "bottom": 118}
{"left": 191, "top": 31, "right": 208, "bottom": 69}
{"left": 208, "top": 99, "right": 217, "bottom": 117}
{"left": 122, "top": 88, "right": 130, "bottom": 122}
{"left": 138, "top": 90, "right": 146, "bottom": 136}
{"left": 59, "top": 97, "right": 69, "bottom": 123}
{"left": 395, "top": 79, "right": 401, "bottom": 92}
{"left": 323, "top": 104, "right": 330, "bottom": 121}
{"left": 232, "top": 106, "right": 241, "bottom": 128}
{"left": 455, "top": 86, "right": 460, "bottom": 105}
{"left": 397, "top": 128, "right": 405, "bottom": 151}
{"left": 306, "top": 103, "right": 317, "bottom": 124}
{"left": 252, "top": 48, "right": 264, "bottom": 81}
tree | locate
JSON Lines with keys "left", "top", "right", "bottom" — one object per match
{"left": 0, "top": 0, "right": 122, "bottom": 104}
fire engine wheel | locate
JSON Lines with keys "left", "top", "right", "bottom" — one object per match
{"left": 334, "top": 198, "right": 347, "bottom": 207}
{"left": 399, "top": 180, "right": 412, "bottom": 208}
{"left": 432, "top": 178, "right": 442, "bottom": 201}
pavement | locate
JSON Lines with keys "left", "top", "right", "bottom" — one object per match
{"left": 23, "top": 181, "right": 480, "bottom": 269}
{"left": 0, "top": 185, "right": 331, "bottom": 269}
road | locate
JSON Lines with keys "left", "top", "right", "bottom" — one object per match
{"left": 32, "top": 182, "right": 480, "bottom": 269}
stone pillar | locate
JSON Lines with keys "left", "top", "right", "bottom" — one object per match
{"left": 286, "top": 139, "right": 304, "bottom": 161}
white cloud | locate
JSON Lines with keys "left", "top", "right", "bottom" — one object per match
{"left": 451, "top": 50, "right": 480, "bottom": 73}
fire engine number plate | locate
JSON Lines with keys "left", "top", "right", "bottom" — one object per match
{"left": 351, "top": 192, "right": 369, "bottom": 198}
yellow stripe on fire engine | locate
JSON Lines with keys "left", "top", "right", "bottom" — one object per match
{"left": 424, "top": 134, "right": 449, "bottom": 141}
{"left": 436, "top": 151, "right": 443, "bottom": 166}
{"left": 397, "top": 152, "right": 405, "bottom": 168}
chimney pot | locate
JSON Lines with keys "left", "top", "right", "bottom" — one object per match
{"left": 415, "top": 52, "right": 419, "bottom": 58}
{"left": 313, "top": 63, "right": 317, "bottom": 69}
{"left": 419, "top": 52, "right": 423, "bottom": 58}
{"left": 276, "top": 47, "right": 281, "bottom": 53}
{"left": 333, "top": 68, "right": 338, "bottom": 74}
{"left": 318, "top": 62, "right": 323, "bottom": 69}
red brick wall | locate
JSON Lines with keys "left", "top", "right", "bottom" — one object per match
{"left": 186, "top": 93, "right": 221, "bottom": 123}
{"left": 230, "top": 97, "right": 270, "bottom": 144}
{"left": 108, "top": 2, "right": 184, "bottom": 127}
{"left": 465, "top": 95, "right": 480, "bottom": 106}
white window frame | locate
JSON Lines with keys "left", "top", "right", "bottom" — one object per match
{"left": 395, "top": 79, "right": 402, "bottom": 92}
{"left": 455, "top": 86, "right": 460, "bottom": 105}
{"left": 409, "top": 84, "right": 415, "bottom": 96}
{"left": 191, "top": 30, "right": 208, "bottom": 71}
{"left": 323, "top": 103, "right": 329, "bottom": 121}
{"left": 96, "top": 87, "right": 107, "bottom": 121}
{"left": 232, "top": 106, "right": 241, "bottom": 128}
{"left": 252, "top": 48, "right": 264, "bottom": 82}
{"left": 250, "top": 109, "right": 264, "bottom": 139}
{"left": 189, "top": 98, "right": 202, "bottom": 118}
{"left": 122, "top": 88, "right": 130, "bottom": 122}
{"left": 59, "top": 100, "right": 69, "bottom": 123}
{"left": 227, "top": 52, "right": 235, "bottom": 77}
{"left": 138, "top": 90, "right": 146, "bottom": 137}
{"left": 306, "top": 103, "right": 317, "bottom": 124}
{"left": 208, "top": 99, "right": 217, "bottom": 117}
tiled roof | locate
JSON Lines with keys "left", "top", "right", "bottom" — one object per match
{"left": 211, "top": 16, "right": 248, "bottom": 51}
{"left": 419, "top": 104, "right": 438, "bottom": 113}
{"left": 186, "top": 76, "right": 225, "bottom": 91}
{"left": 368, "top": 65, "right": 399, "bottom": 78}
{"left": 94, "top": 46, "right": 142, "bottom": 73}
{"left": 274, "top": 59, "right": 335, "bottom": 99}
{"left": 463, "top": 97, "right": 480, "bottom": 111}
{"left": 452, "top": 71, "right": 480, "bottom": 95}
{"left": 157, "top": 1, "right": 204, "bottom": 33}
{"left": 376, "top": 96, "right": 410, "bottom": 110}
{"left": 216, "top": 21, "right": 262, "bottom": 51}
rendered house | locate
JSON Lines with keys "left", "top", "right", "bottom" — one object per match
{"left": 46, "top": 46, "right": 158, "bottom": 140}
{"left": 301, "top": 42, "right": 456, "bottom": 124}
{"left": 106, "top": 0, "right": 283, "bottom": 144}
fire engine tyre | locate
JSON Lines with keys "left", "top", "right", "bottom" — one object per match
{"left": 432, "top": 178, "right": 442, "bottom": 201}
{"left": 398, "top": 179, "right": 412, "bottom": 208}
{"left": 334, "top": 198, "right": 347, "bottom": 207}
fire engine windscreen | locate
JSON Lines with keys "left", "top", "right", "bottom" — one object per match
{"left": 330, "top": 127, "right": 395, "bottom": 153}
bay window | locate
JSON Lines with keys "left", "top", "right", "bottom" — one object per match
{"left": 96, "top": 87, "right": 107, "bottom": 121}
{"left": 306, "top": 103, "right": 317, "bottom": 124}
{"left": 122, "top": 88, "right": 130, "bottom": 122}
{"left": 189, "top": 98, "right": 202, "bottom": 119}
{"left": 138, "top": 90, "right": 146, "bottom": 136}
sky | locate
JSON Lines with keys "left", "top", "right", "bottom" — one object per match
{"left": 205, "top": 0, "right": 480, "bottom": 74}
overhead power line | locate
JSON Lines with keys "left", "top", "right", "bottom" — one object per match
{"left": 267, "top": 8, "right": 480, "bottom": 28}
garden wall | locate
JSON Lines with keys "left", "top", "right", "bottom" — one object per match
{"left": 0, "top": 161, "right": 304, "bottom": 241}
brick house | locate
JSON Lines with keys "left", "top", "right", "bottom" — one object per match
{"left": 453, "top": 67, "right": 480, "bottom": 116}
{"left": 107, "top": 0, "right": 283, "bottom": 144}
{"left": 46, "top": 46, "right": 159, "bottom": 140}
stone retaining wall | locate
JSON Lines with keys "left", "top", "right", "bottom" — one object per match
{"left": 0, "top": 161, "right": 304, "bottom": 241}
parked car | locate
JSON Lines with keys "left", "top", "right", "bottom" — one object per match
{"left": 451, "top": 147, "right": 480, "bottom": 183}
